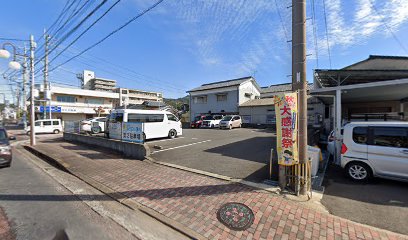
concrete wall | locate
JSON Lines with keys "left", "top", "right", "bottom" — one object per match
{"left": 63, "top": 132, "right": 150, "bottom": 160}
{"left": 238, "top": 81, "right": 261, "bottom": 104}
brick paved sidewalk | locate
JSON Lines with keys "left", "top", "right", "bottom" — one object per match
{"left": 30, "top": 140, "right": 407, "bottom": 240}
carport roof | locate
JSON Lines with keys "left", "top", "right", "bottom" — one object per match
{"left": 261, "top": 83, "right": 313, "bottom": 93}
{"left": 239, "top": 98, "right": 274, "bottom": 107}
{"left": 314, "top": 69, "right": 408, "bottom": 88}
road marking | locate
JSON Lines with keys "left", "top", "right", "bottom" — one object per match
{"left": 191, "top": 138, "right": 198, "bottom": 140}
{"left": 148, "top": 137, "right": 185, "bottom": 143}
{"left": 151, "top": 140, "right": 212, "bottom": 154}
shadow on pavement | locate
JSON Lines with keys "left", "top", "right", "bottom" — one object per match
{"left": 0, "top": 183, "right": 252, "bottom": 201}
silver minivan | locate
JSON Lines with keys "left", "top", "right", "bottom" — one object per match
{"left": 341, "top": 122, "right": 408, "bottom": 182}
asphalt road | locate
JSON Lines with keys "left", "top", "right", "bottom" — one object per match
{"left": 0, "top": 144, "right": 138, "bottom": 240}
{"left": 322, "top": 163, "right": 408, "bottom": 235}
{"left": 147, "top": 128, "right": 278, "bottom": 182}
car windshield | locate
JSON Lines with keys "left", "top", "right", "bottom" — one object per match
{"left": 0, "top": 130, "right": 6, "bottom": 141}
{"left": 204, "top": 116, "right": 214, "bottom": 120}
{"left": 194, "top": 116, "right": 202, "bottom": 121}
{"left": 222, "top": 116, "right": 232, "bottom": 121}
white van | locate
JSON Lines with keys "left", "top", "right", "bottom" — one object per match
{"left": 108, "top": 109, "right": 182, "bottom": 140}
{"left": 25, "top": 119, "right": 63, "bottom": 135}
{"left": 341, "top": 122, "right": 408, "bottom": 182}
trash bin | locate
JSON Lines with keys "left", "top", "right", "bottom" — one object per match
{"left": 307, "top": 145, "right": 321, "bottom": 177}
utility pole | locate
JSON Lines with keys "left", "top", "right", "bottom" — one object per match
{"left": 29, "top": 34, "right": 36, "bottom": 146}
{"left": 22, "top": 46, "right": 28, "bottom": 129}
{"left": 292, "top": 0, "right": 308, "bottom": 195}
{"left": 43, "top": 33, "right": 50, "bottom": 119}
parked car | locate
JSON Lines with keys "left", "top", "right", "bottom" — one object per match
{"left": 25, "top": 119, "right": 63, "bottom": 135}
{"left": 108, "top": 109, "right": 182, "bottom": 140}
{"left": 190, "top": 115, "right": 207, "bottom": 128}
{"left": 81, "top": 117, "right": 107, "bottom": 134}
{"left": 201, "top": 115, "right": 223, "bottom": 128}
{"left": 219, "top": 115, "right": 242, "bottom": 130}
{"left": 327, "top": 128, "right": 343, "bottom": 157}
{"left": 0, "top": 127, "right": 15, "bottom": 168}
{"left": 341, "top": 122, "right": 408, "bottom": 182}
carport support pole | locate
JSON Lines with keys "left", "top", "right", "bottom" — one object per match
{"left": 291, "top": 0, "right": 308, "bottom": 195}
{"left": 335, "top": 89, "right": 342, "bottom": 165}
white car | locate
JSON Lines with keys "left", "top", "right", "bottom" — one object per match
{"left": 219, "top": 115, "right": 242, "bottom": 129}
{"left": 340, "top": 122, "right": 408, "bottom": 182}
{"left": 201, "top": 115, "right": 223, "bottom": 128}
{"left": 81, "top": 117, "right": 107, "bottom": 134}
{"left": 327, "top": 129, "right": 343, "bottom": 157}
{"left": 25, "top": 119, "right": 63, "bottom": 135}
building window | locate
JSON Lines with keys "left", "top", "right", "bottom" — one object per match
{"left": 193, "top": 96, "right": 207, "bottom": 104}
{"left": 56, "top": 95, "right": 75, "bottom": 103}
{"left": 85, "top": 98, "right": 104, "bottom": 105}
{"left": 217, "top": 94, "right": 227, "bottom": 102}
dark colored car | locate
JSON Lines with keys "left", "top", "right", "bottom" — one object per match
{"left": 0, "top": 127, "right": 14, "bottom": 168}
{"left": 190, "top": 115, "right": 207, "bottom": 128}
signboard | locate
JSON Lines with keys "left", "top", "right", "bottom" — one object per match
{"left": 122, "top": 122, "right": 144, "bottom": 143}
{"left": 274, "top": 93, "right": 298, "bottom": 165}
{"left": 39, "top": 106, "right": 62, "bottom": 113}
{"left": 109, "top": 122, "right": 122, "bottom": 140}
{"left": 64, "top": 121, "right": 80, "bottom": 133}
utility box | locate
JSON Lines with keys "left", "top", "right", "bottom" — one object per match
{"left": 308, "top": 145, "right": 321, "bottom": 177}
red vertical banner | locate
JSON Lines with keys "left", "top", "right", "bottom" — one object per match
{"left": 274, "top": 93, "right": 299, "bottom": 165}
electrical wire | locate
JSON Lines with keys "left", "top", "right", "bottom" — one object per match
{"left": 48, "top": 0, "right": 165, "bottom": 73}
{"left": 311, "top": 0, "right": 319, "bottom": 68}
{"left": 368, "top": 0, "right": 408, "bottom": 55}
{"left": 48, "top": 0, "right": 122, "bottom": 68}
{"left": 322, "top": 0, "right": 332, "bottom": 68}
{"left": 274, "top": 0, "right": 291, "bottom": 50}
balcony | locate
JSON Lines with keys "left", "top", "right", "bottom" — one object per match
{"left": 50, "top": 101, "right": 113, "bottom": 108}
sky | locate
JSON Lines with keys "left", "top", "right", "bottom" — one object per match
{"left": 0, "top": 0, "right": 408, "bottom": 102}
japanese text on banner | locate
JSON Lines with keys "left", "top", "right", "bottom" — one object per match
{"left": 274, "top": 93, "right": 298, "bottom": 165}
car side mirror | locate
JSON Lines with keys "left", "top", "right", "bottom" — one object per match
{"left": 9, "top": 136, "right": 16, "bottom": 140}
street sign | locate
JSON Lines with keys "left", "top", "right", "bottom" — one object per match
{"left": 39, "top": 106, "right": 61, "bottom": 113}
{"left": 122, "top": 122, "right": 144, "bottom": 143}
{"left": 274, "top": 93, "right": 298, "bottom": 165}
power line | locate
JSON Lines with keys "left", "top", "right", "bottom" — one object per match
{"left": 322, "top": 0, "right": 332, "bottom": 68}
{"left": 274, "top": 0, "right": 291, "bottom": 50}
{"left": 0, "top": 37, "right": 29, "bottom": 42}
{"left": 48, "top": 0, "right": 165, "bottom": 73}
{"left": 48, "top": 0, "right": 122, "bottom": 68}
{"left": 311, "top": 0, "right": 319, "bottom": 68}
{"left": 369, "top": 0, "right": 408, "bottom": 55}
{"left": 35, "top": 0, "right": 107, "bottom": 64}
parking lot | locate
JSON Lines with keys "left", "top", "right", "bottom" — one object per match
{"left": 146, "top": 128, "right": 277, "bottom": 182}
{"left": 322, "top": 164, "right": 408, "bottom": 235}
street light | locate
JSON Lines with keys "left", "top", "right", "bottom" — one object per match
{"left": 0, "top": 43, "right": 22, "bottom": 70}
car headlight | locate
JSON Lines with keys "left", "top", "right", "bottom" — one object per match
{"left": 0, "top": 146, "right": 11, "bottom": 155}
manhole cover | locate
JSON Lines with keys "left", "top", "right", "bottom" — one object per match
{"left": 217, "top": 202, "right": 254, "bottom": 231}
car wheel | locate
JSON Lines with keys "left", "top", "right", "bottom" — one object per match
{"left": 346, "top": 162, "right": 372, "bottom": 181}
{"left": 53, "top": 129, "right": 60, "bottom": 134}
{"left": 26, "top": 131, "right": 30, "bottom": 136}
{"left": 92, "top": 127, "right": 101, "bottom": 134}
{"left": 168, "top": 129, "right": 177, "bottom": 139}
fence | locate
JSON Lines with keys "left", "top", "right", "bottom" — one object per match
{"left": 63, "top": 121, "right": 81, "bottom": 134}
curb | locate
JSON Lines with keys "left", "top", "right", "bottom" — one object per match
{"left": 24, "top": 145, "right": 205, "bottom": 240}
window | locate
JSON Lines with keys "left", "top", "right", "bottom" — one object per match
{"left": 52, "top": 121, "right": 59, "bottom": 125}
{"left": 56, "top": 95, "right": 75, "bottom": 103}
{"left": 371, "top": 127, "right": 408, "bottom": 148}
{"left": 232, "top": 116, "right": 240, "bottom": 121}
{"left": 110, "top": 113, "right": 123, "bottom": 122}
{"left": 217, "top": 94, "right": 227, "bottom": 102}
{"left": 35, "top": 122, "right": 41, "bottom": 126}
{"left": 353, "top": 127, "right": 368, "bottom": 144}
{"left": 193, "top": 96, "right": 207, "bottom": 104}
{"left": 0, "top": 130, "right": 6, "bottom": 141}
{"left": 43, "top": 121, "right": 52, "bottom": 126}
{"left": 128, "top": 114, "right": 164, "bottom": 123}
{"left": 167, "top": 114, "right": 178, "bottom": 122}
{"left": 86, "top": 98, "right": 104, "bottom": 105}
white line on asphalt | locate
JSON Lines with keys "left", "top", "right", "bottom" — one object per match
{"left": 151, "top": 140, "right": 212, "bottom": 154}
{"left": 191, "top": 138, "right": 198, "bottom": 140}
{"left": 147, "top": 137, "right": 185, "bottom": 143}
